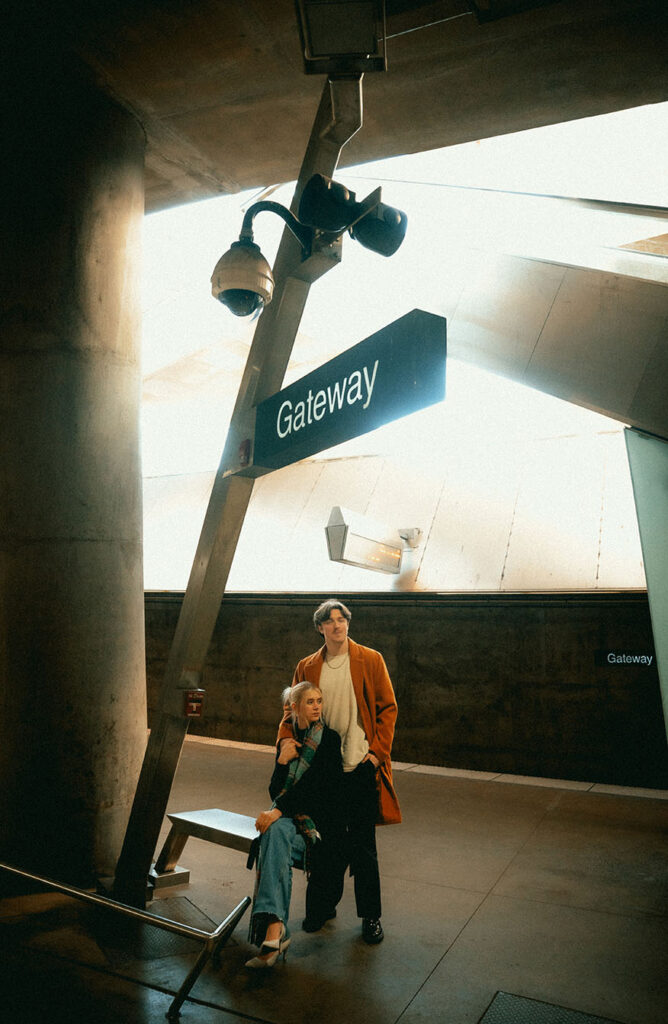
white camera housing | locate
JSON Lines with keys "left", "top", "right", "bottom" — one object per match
{"left": 210, "top": 240, "right": 274, "bottom": 317}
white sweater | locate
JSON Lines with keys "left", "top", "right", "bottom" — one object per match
{"left": 319, "top": 655, "right": 369, "bottom": 772}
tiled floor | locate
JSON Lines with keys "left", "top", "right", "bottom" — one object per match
{"left": 1, "top": 736, "right": 667, "bottom": 1024}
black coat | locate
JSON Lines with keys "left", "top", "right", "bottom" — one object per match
{"left": 269, "top": 724, "right": 343, "bottom": 837}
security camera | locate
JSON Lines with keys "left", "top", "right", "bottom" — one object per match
{"left": 211, "top": 175, "right": 407, "bottom": 319}
{"left": 210, "top": 239, "right": 274, "bottom": 317}
{"left": 299, "top": 173, "right": 407, "bottom": 257}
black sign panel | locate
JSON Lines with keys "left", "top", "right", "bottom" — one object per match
{"left": 253, "top": 308, "right": 446, "bottom": 470}
{"left": 594, "top": 650, "right": 656, "bottom": 668}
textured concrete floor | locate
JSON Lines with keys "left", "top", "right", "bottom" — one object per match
{"left": 1, "top": 736, "right": 667, "bottom": 1024}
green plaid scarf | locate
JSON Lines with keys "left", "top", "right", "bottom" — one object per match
{"left": 272, "top": 718, "right": 324, "bottom": 843}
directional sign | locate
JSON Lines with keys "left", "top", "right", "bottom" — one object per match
{"left": 252, "top": 308, "right": 446, "bottom": 471}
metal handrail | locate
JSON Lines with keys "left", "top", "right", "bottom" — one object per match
{"left": 0, "top": 860, "right": 250, "bottom": 1020}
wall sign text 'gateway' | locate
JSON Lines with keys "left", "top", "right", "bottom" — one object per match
{"left": 252, "top": 309, "right": 446, "bottom": 471}
{"left": 594, "top": 650, "right": 655, "bottom": 667}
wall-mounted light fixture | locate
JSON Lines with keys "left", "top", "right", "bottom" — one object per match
{"left": 211, "top": 173, "right": 406, "bottom": 318}
{"left": 295, "top": 0, "right": 387, "bottom": 76}
{"left": 325, "top": 506, "right": 421, "bottom": 575}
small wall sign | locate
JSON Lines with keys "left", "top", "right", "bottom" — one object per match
{"left": 184, "top": 689, "right": 205, "bottom": 717}
{"left": 595, "top": 650, "right": 655, "bottom": 667}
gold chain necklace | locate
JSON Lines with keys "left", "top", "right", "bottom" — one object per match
{"left": 326, "top": 652, "right": 349, "bottom": 670}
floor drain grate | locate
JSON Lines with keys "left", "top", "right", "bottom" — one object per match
{"left": 92, "top": 896, "right": 217, "bottom": 965}
{"left": 479, "top": 992, "right": 623, "bottom": 1024}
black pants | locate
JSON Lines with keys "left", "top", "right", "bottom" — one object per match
{"left": 306, "top": 760, "right": 381, "bottom": 921}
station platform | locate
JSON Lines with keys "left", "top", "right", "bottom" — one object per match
{"left": 1, "top": 735, "right": 667, "bottom": 1024}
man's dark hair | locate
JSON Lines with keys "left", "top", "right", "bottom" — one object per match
{"left": 313, "top": 599, "right": 352, "bottom": 632}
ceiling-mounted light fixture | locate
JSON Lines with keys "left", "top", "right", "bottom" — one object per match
{"left": 211, "top": 173, "right": 407, "bottom": 317}
{"left": 295, "top": 0, "right": 387, "bottom": 75}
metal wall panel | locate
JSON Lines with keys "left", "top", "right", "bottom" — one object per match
{"left": 448, "top": 258, "right": 668, "bottom": 439}
{"left": 626, "top": 429, "right": 668, "bottom": 738}
{"left": 143, "top": 425, "right": 644, "bottom": 593}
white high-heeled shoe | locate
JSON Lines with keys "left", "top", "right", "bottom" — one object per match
{"left": 245, "top": 924, "right": 291, "bottom": 969}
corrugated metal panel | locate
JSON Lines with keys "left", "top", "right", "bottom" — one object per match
{"left": 143, "top": 426, "right": 644, "bottom": 593}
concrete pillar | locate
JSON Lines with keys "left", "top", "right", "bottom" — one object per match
{"left": 0, "top": 62, "right": 147, "bottom": 885}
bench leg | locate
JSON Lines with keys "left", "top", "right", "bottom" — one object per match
{"left": 155, "top": 827, "right": 189, "bottom": 873}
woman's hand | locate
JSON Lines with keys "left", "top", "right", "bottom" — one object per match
{"left": 363, "top": 752, "right": 380, "bottom": 768}
{"left": 277, "top": 737, "right": 302, "bottom": 765}
{"left": 255, "top": 808, "right": 282, "bottom": 833}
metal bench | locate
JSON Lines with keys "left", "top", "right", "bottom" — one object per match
{"left": 151, "top": 807, "right": 305, "bottom": 891}
{"left": 152, "top": 809, "right": 259, "bottom": 890}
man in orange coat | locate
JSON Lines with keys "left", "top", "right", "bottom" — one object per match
{"left": 277, "top": 599, "right": 400, "bottom": 944}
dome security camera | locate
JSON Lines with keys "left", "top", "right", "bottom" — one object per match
{"left": 210, "top": 239, "right": 274, "bottom": 317}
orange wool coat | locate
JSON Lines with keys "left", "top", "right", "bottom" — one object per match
{"left": 278, "top": 638, "right": 402, "bottom": 825}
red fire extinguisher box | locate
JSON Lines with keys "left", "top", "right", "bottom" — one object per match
{"left": 184, "top": 689, "right": 205, "bottom": 718}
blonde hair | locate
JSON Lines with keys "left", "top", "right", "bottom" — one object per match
{"left": 282, "top": 681, "right": 320, "bottom": 725}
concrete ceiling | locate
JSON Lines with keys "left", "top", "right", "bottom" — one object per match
{"left": 8, "top": 1, "right": 668, "bottom": 211}
{"left": 8, "top": 0, "right": 668, "bottom": 440}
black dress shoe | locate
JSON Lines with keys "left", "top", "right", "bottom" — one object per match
{"left": 362, "top": 917, "right": 384, "bottom": 944}
{"left": 302, "top": 909, "right": 336, "bottom": 932}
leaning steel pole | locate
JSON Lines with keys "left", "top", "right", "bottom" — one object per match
{"left": 113, "top": 76, "right": 363, "bottom": 906}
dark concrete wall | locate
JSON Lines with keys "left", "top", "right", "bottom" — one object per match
{"left": 145, "top": 592, "right": 668, "bottom": 789}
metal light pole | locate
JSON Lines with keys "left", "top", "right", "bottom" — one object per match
{"left": 113, "top": 76, "right": 363, "bottom": 906}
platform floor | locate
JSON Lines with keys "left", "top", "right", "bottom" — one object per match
{"left": 1, "top": 736, "right": 667, "bottom": 1024}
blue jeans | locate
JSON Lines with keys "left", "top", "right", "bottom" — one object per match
{"left": 252, "top": 817, "right": 305, "bottom": 937}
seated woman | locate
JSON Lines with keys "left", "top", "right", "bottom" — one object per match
{"left": 246, "top": 681, "right": 342, "bottom": 968}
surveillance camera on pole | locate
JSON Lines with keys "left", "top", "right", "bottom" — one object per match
{"left": 210, "top": 240, "right": 274, "bottom": 318}
{"left": 211, "top": 174, "right": 407, "bottom": 318}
